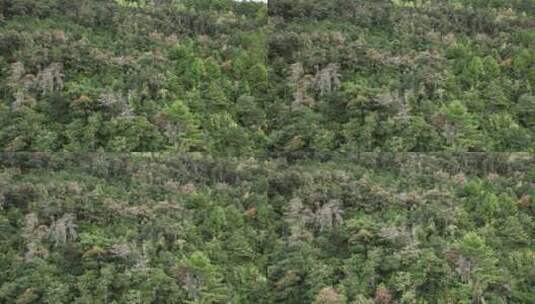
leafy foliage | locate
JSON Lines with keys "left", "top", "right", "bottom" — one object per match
{"left": 1, "top": 1, "right": 534, "bottom": 303}
{"left": 0, "top": 153, "right": 534, "bottom": 303}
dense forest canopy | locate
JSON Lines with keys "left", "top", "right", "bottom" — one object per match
{"left": 1, "top": 0, "right": 534, "bottom": 153}
{"left": 268, "top": 0, "right": 535, "bottom": 154}
{"left": 0, "top": 0, "right": 534, "bottom": 303}
{"left": 0, "top": 0, "right": 268, "bottom": 153}
{"left": 0, "top": 153, "right": 534, "bottom": 303}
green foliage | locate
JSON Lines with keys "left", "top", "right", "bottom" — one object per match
{"left": 1, "top": 0, "right": 534, "bottom": 153}
{"left": 266, "top": 0, "right": 535, "bottom": 153}
{"left": 0, "top": 0, "right": 267, "bottom": 154}
{"left": 1, "top": 0, "right": 535, "bottom": 303}
{"left": 179, "top": 251, "right": 229, "bottom": 303}
{"left": 0, "top": 154, "right": 532, "bottom": 303}
{"left": 162, "top": 99, "right": 201, "bottom": 151}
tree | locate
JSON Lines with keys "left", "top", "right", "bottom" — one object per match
{"left": 236, "top": 95, "right": 266, "bottom": 129}
{"left": 37, "top": 63, "right": 64, "bottom": 94}
{"left": 454, "top": 232, "right": 502, "bottom": 304}
{"left": 161, "top": 99, "right": 200, "bottom": 151}
{"left": 177, "top": 251, "right": 229, "bottom": 303}
{"left": 247, "top": 63, "right": 268, "bottom": 93}
{"left": 438, "top": 100, "right": 486, "bottom": 151}
{"left": 314, "top": 287, "right": 345, "bottom": 304}
{"left": 288, "top": 63, "right": 315, "bottom": 107}
{"left": 516, "top": 94, "right": 535, "bottom": 128}
{"left": 104, "top": 116, "right": 165, "bottom": 151}
{"left": 49, "top": 214, "right": 77, "bottom": 247}
{"left": 22, "top": 213, "right": 49, "bottom": 262}
{"left": 315, "top": 63, "right": 341, "bottom": 95}
{"left": 284, "top": 197, "right": 314, "bottom": 247}
{"left": 315, "top": 200, "right": 343, "bottom": 232}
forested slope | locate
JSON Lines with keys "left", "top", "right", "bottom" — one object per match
{"left": 0, "top": 0, "right": 268, "bottom": 153}
{"left": 1, "top": 0, "right": 535, "bottom": 153}
{"left": 268, "top": 0, "right": 535, "bottom": 154}
{"left": 0, "top": 154, "right": 534, "bottom": 303}
{"left": 1, "top": 0, "right": 535, "bottom": 304}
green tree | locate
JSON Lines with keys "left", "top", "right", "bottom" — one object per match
{"left": 454, "top": 232, "right": 502, "bottom": 304}
{"left": 178, "top": 251, "right": 229, "bottom": 303}
{"left": 161, "top": 99, "right": 200, "bottom": 151}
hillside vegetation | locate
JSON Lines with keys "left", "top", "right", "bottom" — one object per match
{"left": 1, "top": 0, "right": 534, "bottom": 153}
{"left": 0, "top": 0, "right": 534, "bottom": 304}
{"left": 0, "top": 0, "right": 267, "bottom": 154}
{"left": 0, "top": 153, "right": 534, "bottom": 303}
{"left": 268, "top": 0, "right": 535, "bottom": 154}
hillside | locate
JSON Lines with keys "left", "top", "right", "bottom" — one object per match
{"left": 0, "top": 1, "right": 534, "bottom": 304}
{"left": 1, "top": 0, "right": 534, "bottom": 153}
{"left": 268, "top": 0, "right": 535, "bottom": 154}
{"left": 0, "top": 0, "right": 267, "bottom": 153}
{"left": 1, "top": 153, "right": 534, "bottom": 303}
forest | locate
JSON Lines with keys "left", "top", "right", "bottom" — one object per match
{"left": 0, "top": 153, "right": 534, "bottom": 303}
{"left": 268, "top": 0, "right": 535, "bottom": 154}
{"left": 0, "top": 0, "right": 534, "bottom": 303}
{"left": 0, "top": 0, "right": 534, "bottom": 153}
{"left": 0, "top": 0, "right": 268, "bottom": 154}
